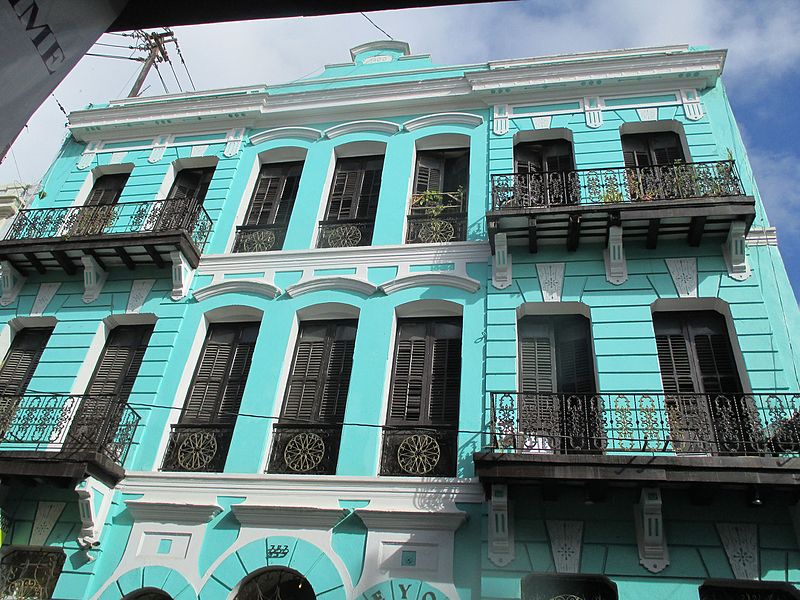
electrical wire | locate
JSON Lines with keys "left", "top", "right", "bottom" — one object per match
{"left": 85, "top": 52, "right": 140, "bottom": 61}
{"left": 93, "top": 41, "right": 135, "bottom": 50}
{"left": 174, "top": 38, "right": 196, "bottom": 91}
{"left": 153, "top": 61, "right": 169, "bottom": 94}
{"left": 167, "top": 57, "right": 184, "bottom": 93}
{"left": 360, "top": 12, "right": 394, "bottom": 40}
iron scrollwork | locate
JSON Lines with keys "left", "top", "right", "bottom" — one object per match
{"left": 0, "top": 548, "right": 66, "bottom": 600}
{"left": 161, "top": 424, "right": 233, "bottom": 472}
{"left": 317, "top": 219, "right": 374, "bottom": 248}
{"left": 267, "top": 424, "right": 342, "bottom": 475}
{"left": 380, "top": 428, "right": 457, "bottom": 476}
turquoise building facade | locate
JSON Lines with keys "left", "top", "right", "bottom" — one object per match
{"left": 0, "top": 41, "right": 797, "bottom": 600}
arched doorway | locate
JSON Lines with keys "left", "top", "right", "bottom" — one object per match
{"left": 123, "top": 589, "right": 172, "bottom": 600}
{"left": 235, "top": 567, "right": 315, "bottom": 600}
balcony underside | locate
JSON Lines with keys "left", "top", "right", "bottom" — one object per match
{"left": 487, "top": 195, "right": 756, "bottom": 252}
{"left": 0, "top": 229, "right": 201, "bottom": 276}
{"left": 0, "top": 451, "right": 125, "bottom": 487}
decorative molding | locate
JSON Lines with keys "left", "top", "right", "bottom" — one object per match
{"left": 723, "top": 221, "right": 751, "bottom": 281}
{"left": 634, "top": 488, "right": 669, "bottom": 573}
{"left": 29, "top": 501, "right": 66, "bottom": 546}
{"left": 285, "top": 276, "right": 377, "bottom": 298}
{"left": 81, "top": 255, "right": 108, "bottom": 303}
{"left": 127, "top": 279, "right": 156, "bottom": 313}
{"left": 532, "top": 115, "right": 552, "bottom": 129}
{"left": 77, "top": 141, "right": 101, "bottom": 170}
{"left": 223, "top": 127, "right": 246, "bottom": 157}
{"left": 31, "top": 282, "right": 61, "bottom": 316}
{"left": 584, "top": 96, "right": 603, "bottom": 129}
{"left": 604, "top": 225, "right": 627, "bottom": 285}
{"left": 546, "top": 520, "right": 583, "bottom": 574}
{"left": 356, "top": 508, "right": 465, "bottom": 532}
{"left": 190, "top": 144, "right": 208, "bottom": 157}
{"left": 488, "top": 484, "right": 514, "bottom": 567}
{"left": 493, "top": 104, "right": 509, "bottom": 136}
{"left": 665, "top": 258, "right": 697, "bottom": 298}
{"left": 109, "top": 151, "right": 127, "bottom": 164}
{"left": 536, "top": 263, "right": 565, "bottom": 302}
{"left": 148, "top": 135, "right": 171, "bottom": 163}
{"left": 350, "top": 40, "right": 411, "bottom": 60}
{"left": 680, "top": 88, "right": 704, "bottom": 121}
{"left": 126, "top": 500, "right": 222, "bottom": 524}
{"left": 193, "top": 279, "right": 281, "bottom": 301}
{"left": 248, "top": 126, "right": 323, "bottom": 145}
{"left": 717, "top": 523, "right": 759, "bottom": 579}
{"left": 380, "top": 272, "right": 480, "bottom": 294}
{"left": 232, "top": 505, "right": 343, "bottom": 530}
{"left": 492, "top": 233, "right": 512, "bottom": 289}
{"left": 402, "top": 112, "right": 483, "bottom": 131}
{"left": 0, "top": 261, "right": 25, "bottom": 306}
{"left": 171, "top": 250, "right": 193, "bottom": 300}
{"left": 746, "top": 227, "right": 778, "bottom": 247}
{"left": 636, "top": 107, "right": 658, "bottom": 121}
{"left": 324, "top": 120, "right": 401, "bottom": 139}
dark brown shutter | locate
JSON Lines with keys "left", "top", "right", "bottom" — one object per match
{"left": 621, "top": 135, "right": 652, "bottom": 167}
{"left": 414, "top": 152, "right": 444, "bottom": 194}
{"left": 325, "top": 156, "right": 384, "bottom": 221}
{"left": 168, "top": 167, "right": 215, "bottom": 203}
{"left": 389, "top": 325, "right": 427, "bottom": 423}
{"left": 245, "top": 162, "right": 302, "bottom": 226}
{"left": 326, "top": 168, "right": 361, "bottom": 220}
{"left": 86, "top": 174, "right": 129, "bottom": 206}
{"left": 318, "top": 325, "right": 356, "bottom": 423}
{"left": 694, "top": 333, "right": 742, "bottom": 394}
{"left": 428, "top": 336, "right": 461, "bottom": 425}
{"left": 85, "top": 325, "right": 153, "bottom": 399}
{"left": 556, "top": 321, "right": 595, "bottom": 394}
{"left": 515, "top": 145, "right": 543, "bottom": 174}
{"left": 655, "top": 334, "right": 697, "bottom": 394}
{"left": 520, "top": 337, "right": 555, "bottom": 395}
{"left": 282, "top": 333, "right": 325, "bottom": 422}
{"left": 355, "top": 158, "right": 383, "bottom": 220}
{"left": 0, "top": 327, "right": 53, "bottom": 395}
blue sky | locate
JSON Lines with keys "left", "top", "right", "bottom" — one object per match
{"left": 1, "top": 0, "right": 799, "bottom": 294}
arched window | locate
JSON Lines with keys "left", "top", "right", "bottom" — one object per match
{"left": 235, "top": 567, "right": 315, "bottom": 600}
{"left": 123, "top": 589, "right": 172, "bottom": 600}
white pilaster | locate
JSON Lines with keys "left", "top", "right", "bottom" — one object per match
{"left": 634, "top": 488, "right": 669, "bottom": 573}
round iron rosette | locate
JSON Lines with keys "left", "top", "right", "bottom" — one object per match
{"left": 284, "top": 432, "right": 326, "bottom": 472}
{"left": 419, "top": 219, "right": 455, "bottom": 243}
{"left": 242, "top": 229, "right": 276, "bottom": 252}
{"left": 177, "top": 431, "right": 218, "bottom": 471}
{"left": 397, "top": 433, "right": 441, "bottom": 475}
{"left": 326, "top": 224, "right": 362, "bottom": 247}
{"left": 4, "top": 578, "right": 45, "bottom": 600}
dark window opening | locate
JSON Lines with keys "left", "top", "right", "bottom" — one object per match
{"left": 513, "top": 139, "right": 577, "bottom": 206}
{"left": 86, "top": 173, "right": 130, "bottom": 206}
{"left": 123, "top": 589, "right": 173, "bottom": 600}
{"left": 0, "top": 327, "right": 53, "bottom": 396}
{"left": 521, "top": 573, "right": 618, "bottom": 600}
{"left": 622, "top": 131, "right": 685, "bottom": 167}
{"left": 245, "top": 162, "right": 303, "bottom": 227}
{"left": 235, "top": 567, "right": 315, "bottom": 600}
{"left": 699, "top": 581, "right": 800, "bottom": 600}
{"left": 515, "top": 139, "right": 575, "bottom": 174}
{"left": 167, "top": 166, "right": 215, "bottom": 204}
{"left": 413, "top": 149, "right": 469, "bottom": 198}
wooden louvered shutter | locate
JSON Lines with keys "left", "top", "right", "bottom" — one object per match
{"left": 85, "top": 325, "right": 152, "bottom": 399}
{"left": 318, "top": 323, "right": 356, "bottom": 422}
{"left": 86, "top": 174, "right": 129, "bottom": 206}
{"left": 414, "top": 152, "right": 444, "bottom": 194}
{"left": 326, "top": 165, "right": 361, "bottom": 220}
{"left": 245, "top": 167, "right": 284, "bottom": 226}
{"left": 389, "top": 323, "right": 428, "bottom": 424}
{"left": 428, "top": 323, "right": 461, "bottom": 426}
{"left": 356, "top": 158, "right": 383, "bottom": 219}
{"left": 515, "top": 145, "right": 543, "bottom": 174}
{"left": 654, "top": 315, "right": 698, "bottom": 394}
{"left": 168, "top": 167, "right": 215, "bottom": 203}
{"left": 0, "top": 328, "right": 53, "bottom": 396}
{"left": 556, "top": 319, "right": 595, "bottom": 394}
{"left": 651, "top": 132, "right": 685, "bottom": 164}
{"left": 274, "top": 164, "right": 301, "bottom": 225}
{"left": 690, "top": 313, "right": 742, "bottom": 394}
{"left": 283, "top": 324, "right": 326, "bottom": 422}
{"left": 520, "top": 337, "right": 555, "bottom": 395}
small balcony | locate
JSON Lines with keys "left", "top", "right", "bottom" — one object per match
{"left": 317, "top": 218, "right": 375, "bottom": 248}
{"left": 161, "top": 423, "right": 232, "bottom": 473}
{"left": 0, "top": 394, "right": 140, "bottom": 486}
{"left": 0, "top": 198, "right": 213, "bottom": 274}
{"left": 488, "top": 161, "right": 755, "bottom": 252}
{"left": 380, "top": 427, "right": 457, "bottom": 477}
{"left": 406, "top": 191, "right": 467, "bottom": 244}
{"left": 232, "top": 223, "right": 288, "bottom": 253}
{"left": 267, "top": 423, "right": 342, "bottom": 475}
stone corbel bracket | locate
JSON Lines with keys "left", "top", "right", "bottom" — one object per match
{"left": 171, "top": 250, "right": 194, "bottom": 300}
{"left": 492, "top": 232, "right": 512, "bottom": 289}
{"left": 77, "top": 141, "right": 102, "bottom": 170}
{"left": 584, "top": 97, "right": 603, "bottom": 129}
{"left": 604, "top": 225, "right": 627, "bottom": 285}
{"left": 634, "top": 488, "right": 670, "bottom": 573}
{"left": 224, "top": 128, "right": 246, "bottom": 157}
{"left": 148, "top": 135, "right": 172, "bottom": 164}
{"left": 723, "top": 221, "right": 751, "bottom": 281}
{"left": 81, "top": 255, "right": 108, "bottom": 303}
{"left": 680, "top": 89, "right": 704, "bottom": 121}
{"left": 488, "top": 483, "right": 514, "bottom": 567}
{"left": 0, "top": 260, "right": 26, "bottom": 306}
{"left": 75, "top": 478, "right": 114, "bottom": 561}
{"left": 493, "top": 104, "right": 510, "bottom": 135}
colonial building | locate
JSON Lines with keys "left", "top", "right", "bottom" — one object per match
{"left": 0, "top": 40, "right": 798, "bottom": 600}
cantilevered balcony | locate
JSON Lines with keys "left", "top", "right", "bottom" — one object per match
{"left": 475, "top": 392, "right": 800, "bottom": 489}
{"left": 317, "top": 218, "right": 375, "bottom": 248}
{"left": 406, "top": 191, "right": 468, "bottom": 244}
{"left": 488, "top": 161, "right": 755, "bottom": 251}
{"left": 0, "top": 394, "right": 140, "bottom": 486}
{"left": 232, "top": 223, "right": 288, "bottom": 253}
{"left": 0, "top": 198, "right": 212, "bottom": 274}
{"left": 380, "top": 427, "right": 458, "bottom": 477}
{"left": 267, "top": 423, "right": 343, "bottom": 475}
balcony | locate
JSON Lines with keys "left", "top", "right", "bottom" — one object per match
{"left": 380, "top": 427, "right": 457, "bottom": 477}
{"left": 0, "top": 394, "right": 140, "bottom": 486}
{"left": 0, "top": 198, "right": 213, "bottom": 274}
{"left": 232, "top": 224, "right": 288, "bottom": 253}
{"left": 161, "top": 423, "right": 232, "bottom": 473}
{"left": 267, "top": 423, "right": 342, "bottom": 475}
{"left": 488, "top": 161, "right": 755, "bottom": 251}
{"left": 475, "top": 392, "right": 800, "bottom": 489}
{"left": 406, "top": 191, "right": 467, "bottom": 244}
{"left": 317, "top": 218, "right": 375, "bottom": 248}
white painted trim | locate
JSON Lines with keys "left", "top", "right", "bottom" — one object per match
{"left": 231, "top": 505, "right": 343, "bottom": 529}
{"left": 350, "top": 40, "right": 411, "bottom": 60}
{"left": 31, "top": 283, "right": 61, "bottom": 316}
{"left": 285, "top": 276, "right": 377, "bottom": 298}
{"left": 126, "top": 500, "right": 222, "bottom": 524}
{"left": 746, "top": 227, "right": 778, "bottom": 246}
{"left": 380, "top": 272, "right": 480, "bottom": 294}
{"left": 403, "top": 112, "right": 483, "bottom": 131}
{"left": 193, "top": 280, "right": 282, "bottom": 301}
{"left": 0, "top": 261, "right": 25, "bottom": 306}
{"left": 324, "top": 120, "right": 401, "bottom": 138}
{"left": 355, "top": 509, "right": 465, "bottom": 532}
{"left": 249, "top": 126, "right": 323, "bottom": 145}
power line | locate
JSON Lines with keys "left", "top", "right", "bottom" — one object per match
{"left": 174, "top": 38, "right": 196, "bottom": 91}
{"left": 85, "top": 52, "right": 140, "bottom": 61}
{"left": 167, "top": 57, "right": 183, "bottom": 93}
{"left": 51, "top": 94, "right": 68, "bottom": 117}
{"left": 360, "top": 12, "right": 394, "bottom": 40}
{"left": 153, "top": 61, "right": 169, "bottom": 94}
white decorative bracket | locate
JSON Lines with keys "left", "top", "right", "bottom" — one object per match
{"left": 723, "top": 221, "right": 751, "bottom": 281}
{"left": 493, "top": 104, "right": 509, "bottom": 136}
{"left": 536, "top": 263, "right": 565, "bottom": 302}
{"left": 170, "top": 250, "right": 194, "bottom": 300}
{"left": 532, "top": 115, "right": 552, "bottom": 130}
{"left": 77, "top": 141, "right": 101, "bottom": 170}
{"left": 665, "top": 258, "right": 698, "bottom": 298}
{"left": 546, "top": 520, "right": 583, "bottom": 573}
{"left": 488, "top": 484, "right": 514, "bottom": 567}
{"left": 604, "top": 225, "right": 627, "bottom": 285}
{"left": 492, "top": 232, "right": 512, "bottom": 290}
{"left": 717, "top": 523, "right": 759, "bottom": 579}
{"left": 148, "top": 135, "right": 171, "bottom": 164}
{"left": 224, "top": 127, "right": 246, "bottom": 157}
{"left": 81, "top": 255, "right": 107, "bottom": 303}
{"left": 584, "top": 97, "right": 603, "bottom": 129}
{"left": 0, "top": 260, "right": 25, "bottom": 306}
{"left": 75, "top": 479, "right": 112, "bottom": 560}
{"left": 31, "top": 282, "right": 61, "bottom": 316}
{"left": 681, "top": 89, "right": 704, "bottom": 121}
{"left": 634, "top": 488, "right": 669, "bottom": 573}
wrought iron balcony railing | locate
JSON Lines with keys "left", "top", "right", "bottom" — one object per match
{"left": 267, "top": 423, "right": 342, "bottom": 475}
{"left": 0, "top": 547, "right": 66, "bottom": 600}
{"left": 488, "top": 392, "right": 800, "bottom": 456}
{"left": 317, "top": 218, "right": 375, "bottom": 248}
{"left": 4, "top": 198, "right": 213, "bottom": 251}
{"left": 161, "top": 423, "right": 233, "bottom": 472}
{"left": 490, "top": 160, "right": 743, "bottom": 211}
{"left": 232, "top": 223, "right": 288, "bottom": 253}
{"left": 0, "top": 394, "right": 140, "bottom": 465}
{"left": 406, "top": 190, "right": 468, "bottom": 244}
{"left": 380, "top": 427, "right": 457, "bottom": 476}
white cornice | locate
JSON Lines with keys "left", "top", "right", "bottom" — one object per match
{"left": 192, "top": 280, "right": 282, "bottom": 301}
{"left": 285, "top": 276, "right": 378, "bottom": 298}
{"left": 380, "top": 272, "right": 481, "bottom": 294}
{"left": 107, "top": 85, "right": 265, "bottom": 108}
{"left": 125, "top": 500, "right": 222, "bottom": 524}
{"left": 248, "top": 126, "right": 323, "bottom": 145}
{"left": 355, "top": 508, "right": 466, "bottom": 532}
{"left": 487, "top": 44, "right": 694, "bottom": 70}
{"left": 323, "top": 120, "right": 401, "bottom": 138}
{"left": 403, "top": 112, "right": 483, "bottom": 131}
{"left": 745, "top": 227, "right": 778, "bottom": 246}
{"left": 231, "top": 505, "right": 344, "bottom": 529}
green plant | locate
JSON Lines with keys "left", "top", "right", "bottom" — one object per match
{"left": 414, "top": 187, "right": 464, "bottom": 217}
{"left": 601, "top": 187, "right": 623, "bottom": 204}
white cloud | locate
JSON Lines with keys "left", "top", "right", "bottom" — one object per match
{"left": 749, "top": 149, "right": 800, "bottom": 232}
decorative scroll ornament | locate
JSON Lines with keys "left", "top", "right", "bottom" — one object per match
{"left": 665, "top": 258, "right": 698, "bottom": 298}
{"left": 127, "top": 279, "right": 156, "bottom": 313}
{"left": 148, "top": 135, "right": 171, "bottom": 163}
{"left": 284, "top": 432, "right": 325, "bottom": 472}
{"left": 0, "top": 548, "right": 66, "bottom": 600}
{"left": 240, "top": 229, "right": 277, "bottom": 252}
{"left": 488, "top": 484, "right": 515, "bottom": 567}
{"left": 77, "top": 141, "right": 101, "bottom": 170}
{"left": 493, "top": 104, "right": 510, "bottom": 135}
{"left": 31, "top": 283, "right": 60, "bottom": 316}
{"left": 532, "top": 115, "right": 552, "bottom": 129}
{"left": 536, "top": 263, "right": 565, "bottom": 302}
{"left": 177, "top": 431, "right": 218, "bottom": 471}
{"left": 634, "top": 488, "right": 669, "bottom": 573}
{"left": 419, "top": 219, "right": 456, "bottom": 243}
{"left": 223, "top": 128, "right": 245, "bottom": 157}
{"left": 546, "top": 520, "right": 583, "bottom": 573}
{"left": 397, "top": 434, "right": 441, "bottom": 474}
{"left": 584, "top": 97, "right": 603, "bottom": 129}
{"left": 0, "top": 261, "right": 25, "bottom": 306}
{"left": 717, "top": 523, "right": 759, "bottom": 579}
{"left": 326, "top": 224, "right": 362, "bottom": 248}
{"left": 681, "top": 88, "right": 704, "bottom": 121}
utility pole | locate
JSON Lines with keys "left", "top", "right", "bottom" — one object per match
{"left": 128, "top": 30, "right": 176, "bottom": 97}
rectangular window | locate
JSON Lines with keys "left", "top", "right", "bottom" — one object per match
{"left": 407, "top": 150, "right": 469, "bottom": 244}
{"left": 0, "top": 327, "right": 53, "bottom": 396}
{"left": 168, "top": 166, "right": 216, "bottom": 204}
{"left": 413, "top": 149, "right": 469, "bottom": 196}
{"left": 513, "top": 140, "right": 576, "bottom": 206}
{"left": 86, "top": 173, "right": 130, "bottom": 206}
{"left": 621, "top": 132, "right": 685, "bottom": 167}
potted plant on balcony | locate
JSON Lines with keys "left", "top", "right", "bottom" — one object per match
{"left": 411, "top": 187, "right": 465, "bottom": 243}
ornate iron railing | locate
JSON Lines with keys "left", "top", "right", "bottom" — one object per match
{"left": 380, "top": 427, "right": 457, "bottom": 476}
{"left": 0, "top": 547, "right": 66, "bottom": 600}
{"left": 0, "top": 394, "right": 140, "bottom": 465}
{"left": 490, "top": 160, "right": 743, "bottom": 210}
{"left": 267, "top": 423, "right": 342, "bottom": 475}
{"left": 232, "top": 224, "right": 288, "bottom": 253}
{"left": 161, "top": 423, "right": 233, "bottom": 472}
{"left": 317, "top": 218, "right": 375, "bottom": 248}
{"left": 488, "top": 392, "right": 800, "bottom": 456}
{"left": 4, "top": 198, "right": 213, "bottom": 251}
{"left": 406, "top": 214, "right": 467, "bottom": 244}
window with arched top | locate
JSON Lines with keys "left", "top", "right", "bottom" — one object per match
{"left": 235, "top": 567, "right": 315, "bottom": 600}
{"left": 123, "top": 588, "right": 173, "bottom": 600}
